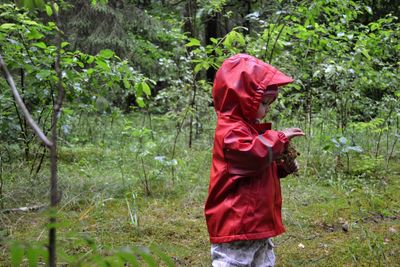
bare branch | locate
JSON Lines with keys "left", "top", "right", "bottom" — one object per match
{"left": 0, "top": 54, "right": 53, "bottom": 148}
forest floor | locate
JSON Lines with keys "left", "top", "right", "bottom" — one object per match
{"left": 1, "top": 115, "right": 399, "bottom": 266}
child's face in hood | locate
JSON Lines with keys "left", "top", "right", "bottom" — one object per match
{"left": 256, "top": 94, "right": 276, "bottom": 120}
{"left": 212, "top": 54, "right": 293, "bottom": 122}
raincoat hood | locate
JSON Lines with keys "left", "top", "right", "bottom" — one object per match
{"left": 212, "top": 54, "right": 293, "bottom": 121}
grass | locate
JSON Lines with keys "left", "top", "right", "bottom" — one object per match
{"left": 1, "top": 113, "right": 399, "bottom": 266}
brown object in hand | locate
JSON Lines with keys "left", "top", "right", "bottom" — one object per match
{"left": 277, "top": 142, "right": 300, "bottom": 161}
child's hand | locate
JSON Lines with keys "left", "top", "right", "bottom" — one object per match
{"left": 281, "top": 128, "right": 305, "bottom": 140}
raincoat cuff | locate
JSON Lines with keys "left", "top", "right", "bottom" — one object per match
{"left": 277, "top": 131, "right": 289, "bottom": 147}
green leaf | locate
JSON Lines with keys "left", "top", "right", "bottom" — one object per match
{"left": 0, "top": 23, "right": 16, "bottom": 30}
{"left": 11, "top": 243, "right": 24, "bottom": 267}
{"left": 150, "top": 245, "right": 175, "bottom": 267}
{"left": 141, "top": 82, "right": 151, "bottom": 96}
{"left": 133, "top": 248, "right": 157, "bottom": 267}
{"left": 210, "top": 37, "right": 219, "bottom": 44}
{"left": 86, "top": 56, "right": 95, "bottom": 64}
{"left": 27, "top": 29, "right": 44, "bottom": 40}
{"left": 136, "top": 97, "right": 145, "bottom": 108}
{"left": 95, "top": 59, "right": 110, "bottom": 70}
{"left": 123, "top": 78, "right": 131, "bottom": 89}
{"left": 23, "top": 0, "right": 34, "bottom": 9}
{"left": 361, "top": 49, "right": 371, "bottom": 60}
{"left": 185, "top": 38, "right": 201, "bottom": 47}
{"left": 53, "top": 2, "right": 59, "bottom": 14}
{"left": 223, "top": 31, "right": 245, "bottom": 49}
{"left": 116, "top": 249, "right": 140, "bottom": 267}
{"left": 33, "top": 42, "right": 47, "bottom": 49}
{"left": 87, "top": 68, "right": 94, "bottom": 75}
{"left": 194, "top": 63, "right": 203, "bottom": 73}
{"left": 99, "top": 49, "right": 114, "bottom": 59}
{"left": 35, "top": 69, "right": 52, "bottom": 80}
{"left": 45, "top": 5, "right": 53, "bottom": 16}
{"left": 34, "top": 0, "right": 45, "bottom": 9}
{"left": 62, "top": 108, "right": 74, "bottom": 115}
{"left": 61, "top": 41, "right": 69, "bottom": 48}
{"left": 27, "top": 246, "right": 42, "bottom": 267}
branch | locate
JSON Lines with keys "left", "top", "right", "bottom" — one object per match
{"left": 0, "top": 54, "right": 53, "bottom": 148}
{"left": 1, "top": 204, "right": 47, "bottom": 214}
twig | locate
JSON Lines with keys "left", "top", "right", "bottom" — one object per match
{"left": 1, "top": 204, "right": 47, "bottom": 214}
{"left": 0, "top": 55, "right": 52, "bottom": 147}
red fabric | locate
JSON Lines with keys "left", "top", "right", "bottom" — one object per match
{"left": 205, "top": 54, "right": 293, "bottom": 244}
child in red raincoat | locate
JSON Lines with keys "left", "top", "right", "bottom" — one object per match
{"left": 205, "top": 54, "right": 304, "bottom": 266}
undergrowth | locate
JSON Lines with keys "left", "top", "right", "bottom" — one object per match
{"left": 0, "top": 113, "right": 399, "bottom": 266}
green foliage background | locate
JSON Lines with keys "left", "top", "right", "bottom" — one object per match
{"left": 0, "top": 0, "right": 399, "bottom": 266}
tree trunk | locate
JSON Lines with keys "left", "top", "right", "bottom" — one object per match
{"left": 205, "top": 13, "right": 219, "bottom": 82}
{"left": 183, "top": 0, "right": 196, "bottom": 38}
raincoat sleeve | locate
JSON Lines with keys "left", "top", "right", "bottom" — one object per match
{"left": 223, "top": 127, "right": 288, "bottom": 176}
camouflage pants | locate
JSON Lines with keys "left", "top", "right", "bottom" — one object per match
{"left": 211, "top": 238, "right": 275, "bottom": 267}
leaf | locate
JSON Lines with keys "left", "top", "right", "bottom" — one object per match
{"left": 35, "top": 69, "right": 52, "bottom": 80}
{"left": 33, "top": 42, "right": 47, "bottom": 49}
{"left": 27, "top": 246, "right": 41, "bottom": 267}
{"left": 61, "top": 41, "right": 69, "bottom": 48}
{"left": 23, "top": 0, "right": 34, "bottom": 9}
{"left": 123, "top": 78, "right": 131, "bottom": 89}
{"left": 339, "top": 137, "right": 347, "bottom": 145}
{"left": 194, "top": 63, "right": 203, "bottom": 73}
{"left": 223, "top": 31, "right": 245, "bottom": 49}
{"left": 210, "top": 37, "right": 219, "bottom": 44}
{"left": 45, "top": 5, "right": 53, "bottom": 16}
{"left": 99, "top": 49, "right": 114, "bottom": 59}
{"left": 0, "top": 23, "right": 16, "bottom": 30}
{"left": 53, "top": 2, "right": 59, "bottom": 14}
{"left": 331, "top": 138, "right": 339, "bottom": 147}
{"left": 116, "top": 251, "right": 140, "bottom": 267}
{"left": 33, "top": 0, "right": 45, "bottom": 9}
{"left": 133, "top": 247, "right": 157, "bottom": 267}
{"left": 141, "top": 82, "right": 151, "bottom": 96}
{"left": 86, "top": 56, "right": 95, "bottom": 64}
{"left": 11, "top": 243, "right": 24, "bottom": 267}
{"left": 185, "top": 38, "right": 201, "bottom": 47}
{"left": 136, "top": 97, "right": 145, "bottom": 108}
{"left": 87, "top": 68, "right": 94, "bottom": 75}
{"left": 347, "top": 146, "right": 363, "bottom": 153}
{"left": 150, "top": 245, "right": 175, "bottom": 267}
{"left": 27, "top": 29, "right": 44, "bottom": 40}
{"left": 361, "top": 49, "right": 371, "bottom": 60}
{"left": 95, "top": 59, "right": 110, "bottom": 71}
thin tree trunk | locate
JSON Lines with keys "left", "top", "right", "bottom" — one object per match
{"left": 0, "top": 154, "right": 3, "bottom": 209}
{"left": 183, "top": 0, "right": 196, "bottom": 38}
{"left": 48, "top": 2, "right": 65, "bottom": 265}
{"left": 188, "top": 73, "right": 197, "bottom": 148}
{"left": 205, "top": 13, "right": 219, "bottom": 81}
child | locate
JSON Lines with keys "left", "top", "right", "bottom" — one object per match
{"left": 205, "top": 54, "right": 304, "bottom": 266}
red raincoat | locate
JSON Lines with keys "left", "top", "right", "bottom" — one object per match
{"left": 205, "top": 54, "right": 294, "bottom": 244}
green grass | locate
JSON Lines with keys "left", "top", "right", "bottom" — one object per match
{"left": 1, "top": 114, "right": 399, "bottom": 266}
